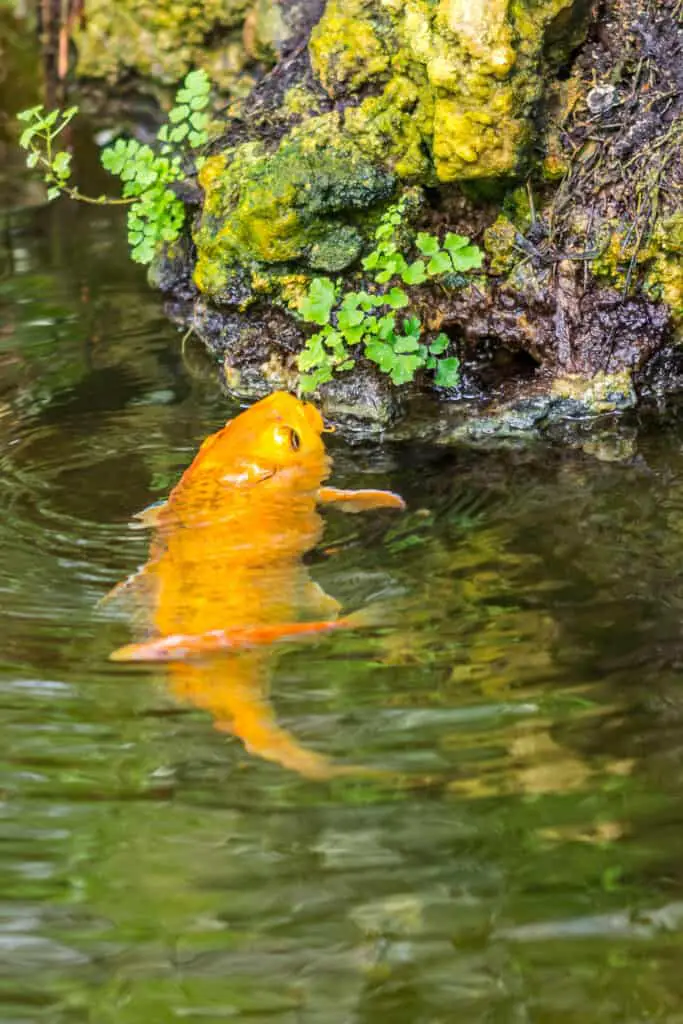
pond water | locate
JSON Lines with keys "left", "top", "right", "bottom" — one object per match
{"left": 5, "top": 36, "right": 683, "bottom": 1024}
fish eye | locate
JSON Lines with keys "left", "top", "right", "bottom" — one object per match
{"left": 290, "top": 429, "right": 301, "bottom": 451}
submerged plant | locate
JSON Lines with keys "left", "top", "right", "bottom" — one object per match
{"left": 17, "top": 69, "right": 211, "bottom": 264}
{"left": 293, "top": 195, "right": 483, "bottom": 393}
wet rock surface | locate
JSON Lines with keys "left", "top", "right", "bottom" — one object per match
{"left": 67, "top": 0, "right": 682, "bottom": 441}
{"left": 72, "top": 0, "right": 303, "bottom": 93}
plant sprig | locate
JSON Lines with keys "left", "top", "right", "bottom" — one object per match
{"left": 294, "top": 195, "right": 484, "bottom": 392}
{"left": 18, "top": 104, "right": 130, "bottom": 205}
{"left": 17, "top": 69, "right": 212, "bottom": 264}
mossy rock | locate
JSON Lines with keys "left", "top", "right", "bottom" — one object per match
{"left": 483, "top": 214, "right": 518, "bottom": 275}
{"left": 193, "top": 125, "right": 395, "bottom": 296}
{"left": 645, "top": 214, "right": 683, "bottom": 326}
{"left": 588, "top": 212, "right": 683, "bottom": 331}
{"left": 72, "top": 0, "right": 281, "bottom": 90}
{"left": 190, "top": 0, "right": 590, "bottom": 292}
{"left": 309, "top": 0, "right": 592, "bottom": 183}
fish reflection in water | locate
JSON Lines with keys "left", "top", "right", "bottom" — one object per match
{"left": 107, "top": 392, "right": 405, "bottom": 779}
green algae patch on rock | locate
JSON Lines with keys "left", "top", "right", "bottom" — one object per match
{"left": 644, "top": 214, "right": 683, "bottom": 328}
{"left": 186, "top": 0, "right": 592, "bottom": 308}
{"left": 308, "top": 0, "right": 591, "bottom": 184}
{"left": 193, "top": 123, "right": 396, "bottom": 297}
{"left": 282, "top": 85, "right": 325, "bottom": 119}
{"left": 550, "top": 371, "right": 637, "bottom": 414}
{"left": 72, "top": 0, "right": 268, "bottom": 89}
{"left": 432, "top": 102, "right": 527, "bottom": 181}
{"left": 589, "top": 213, "right": 683, "bottom": 332}
{"left": 343, "top": 75, "right": 434, "bottom": 181}
{"left": 483, "top": 215, "right": 518, "bottom": 276}
{"left": 309, "top": 0, "right": 392, "bottom": 97}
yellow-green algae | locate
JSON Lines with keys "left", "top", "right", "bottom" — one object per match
{"left": 193, "top": 126, "right": 395, "bottom": 295}
{"left": 282, "top": 86, "right": 324, "bottom": 119}
{"left": 309, "top": 0, "right": 591, "bottom": 182}
{"left": 589, "top": 212, "right": 683, "bottom": 328}
{"left": 551, "top": 371, "right": 636, "bottom": 414}
{"left": 646, "top": 214, "right": 683, "bottom": 324}
{"left": 72, "top": 0, "right": 283, "bottom": 90}
{"left": 309, "top": 0, "right": 392, "bottom": 95}
{"left": 343, "top": 75, "right": 434, "bottom": 181}
{"left": 483, "top": 215, "right": 519, "bottom": 276}
{"left": 193, "top": 0, "right": 590, "bottom": 296}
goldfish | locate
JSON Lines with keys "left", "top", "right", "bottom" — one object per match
{"left": 108, "top": 391, "right": 405, "bottom": 779}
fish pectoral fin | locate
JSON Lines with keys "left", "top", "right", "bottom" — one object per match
{"left": 317, "top": 486, "right": 406, "bottom": 514}
{"left": 129, "top": 499, "right": 168, "bottom": 530}
{"left": 109, "top": 609, "right": 381, "bottom": 663}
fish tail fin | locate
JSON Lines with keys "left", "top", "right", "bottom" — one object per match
{"left": 214, "top": 698, "right": 387, "bottom": 782}
{"left": 215, "top": 716, "right": 343, "bottom": 780}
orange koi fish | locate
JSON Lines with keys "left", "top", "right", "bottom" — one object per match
{"left": 108, "top": 392, "right": 405, "bottom": 779}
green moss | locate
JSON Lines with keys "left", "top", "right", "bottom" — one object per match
{"left": 308, "top": 0, "right": 590, "bottom": 184}
{"left": 73, "top": 0, "right": 260, "bottom": 88}
{"left": 502, "top": 185, "right": 533, "bottom": 230}
{"left": 309, "top": 0, "right": 392, "bottom": 97}
{"left": 193, "top": 124, "right": 395, "bottom": 296}
{"left": 308, "top": 227, "right": 363, "bottom": 272}
{"left": 483, "top": 215, "right": 518, "bottom": 275}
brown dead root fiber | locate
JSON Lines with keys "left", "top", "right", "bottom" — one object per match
{"left": 548, "top": 0, "right": 682, "bottom": 292}
{"left": 417, "top": 0, "right": 680, "bottom": 388}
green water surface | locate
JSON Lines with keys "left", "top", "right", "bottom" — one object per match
{"left": 4, "top": 23, "right": 683, "bottom": 1024}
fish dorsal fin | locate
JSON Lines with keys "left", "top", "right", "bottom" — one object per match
{"left": 98, "top": 561, "right": 157, "bottom": 608}
{"left": 198, "top": 420, "right": 232, "bottom": 456}
{"left": 130, "top": 500, "right": 168, "bottom": 530}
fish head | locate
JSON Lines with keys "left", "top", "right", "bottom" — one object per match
{"left": 248, "top": 391, "right": 327, "bottom": 464}
{"left": 196, "top": 392, "right": 331, "bottom": 489}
